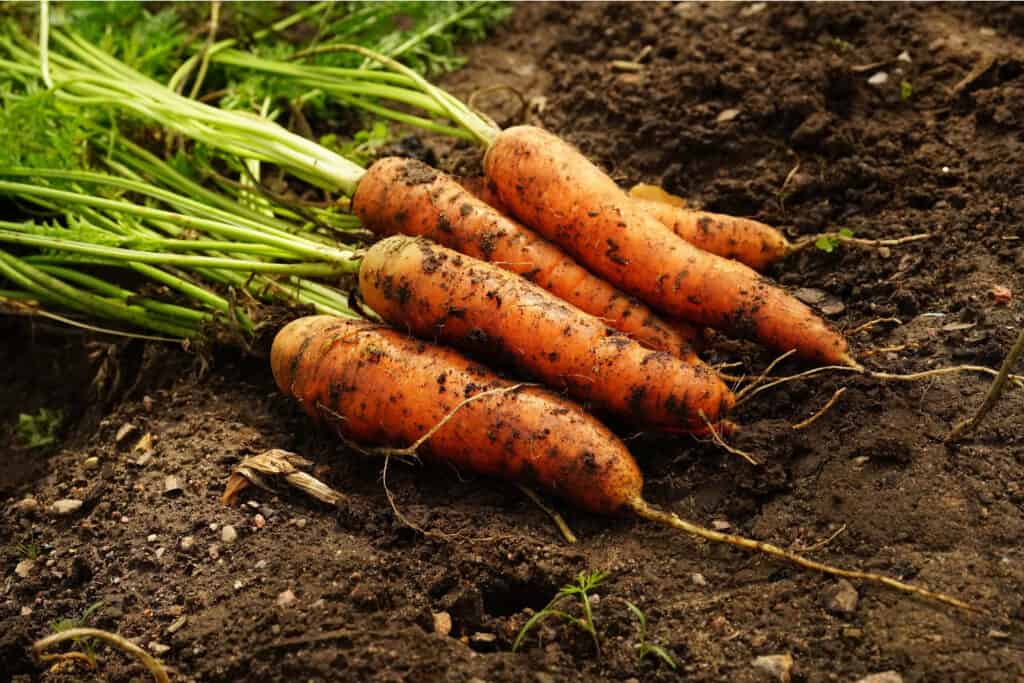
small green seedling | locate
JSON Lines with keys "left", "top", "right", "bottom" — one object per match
{"left": 815, "top": 227, "right": 854, "bottom": 253}
{"left": 900, "top": 80, "right": 913, "bottom": 101}
{"left": 14, "top": 541, "right": 40, "bottom": 561}
{"left": 51, "top": 601, "right": 105, "bottom": 668}
{"left": 830, "top": 37, "right": 854, "bottom": 52}
{"left": 15, "top": 408, "right": 64, "bottom": 449}
{"left": 623, "top": 600, "right": 678, "bottom": 671}
{"left": 513, "top": 570, "right": 608, "bottom": 655}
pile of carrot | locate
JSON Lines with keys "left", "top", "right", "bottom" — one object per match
{"left": 6, "top": 30, "right": 971, "bottom": 611}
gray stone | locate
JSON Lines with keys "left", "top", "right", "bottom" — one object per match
{"left": 824, "top": 579, "right": 859, "bottom": 614}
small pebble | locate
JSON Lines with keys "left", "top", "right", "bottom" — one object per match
{"left": 277, "top": 589, "right": 296, "bottom": 607}
{"left": 740, "top": 2, "right": 766, "bottom": 17}
{"left": 854, "top": 673, "right": 903, "bottom": 683}
{"left": 691, "top": 573, "right": 708, "bottom": 586}
{"left": 180, "top": 536, "right": 195, "bottom": 551}
{"left": 50, "top": 499, "right": 83, "bottom": 516}
{"left": 148, "top": 641, "right": 170, "bottom": 655}
{"left": 134, "top": 453, "right": 153, "bottom": 467}
{"left": 20, "top": 606, "right": 32, "bottom": 616}
{"left": 15, "top": 559, "right": 35, "bottom": 578}
{"left": 295, "top": 518, "right": 307, "bottom": 529}
{"left": 824, "top": 578, "right": 859, "bottom": 614}
{"left": 11, "top": 497, "right": 39, "bottom": 515}
{"left": 167, "top": 615, "right": 188, "bottom": 635}
{"left": 83, "top": 456, "right": 100, "bottom": 470}
{"left": 897, "top": 50, "right": 911, "bottom": 63}
{"left": 208, "top": 544, "right": 220, "bottom": 560}
{"left": 717, "top": 108, "right": 741, "bottom": 123}
{"left": 246, "top": 501, "right": 261, "bottom": 510}
{"left": 711, "top": 520, "right": 731, "bottom": 531}
{"left": 867, "top": 71, "right": 889, "bottom": 86}
{"left": 221, "top": 525, "right": 238, "bottom": 544}
{"left": 795, "top": 287, "right": 827, "bottom": 305}
{"left": 142, "top": 395, "right": 154, "bottom": 412}
{"left": 147, "top": 534, "right": 158, "bottom": 544}
{"left": 433, "top": 611, "right": 453, "bottom": 636}
{"left": 115, "top": 422, "right": 138, "bottom": 443}
{"left": 751, "top": 653, "right": 794, "bottom": 682}
{"left": 820, "top": 300, "right": 846, "bottom": 316}
{"left": 233, "top": 580, "right": 243, "bottom": 591}
{"left": 253, "top": 514, "right": 266, "bottom": 530}
{"left": 163, "top": 476, "right": 184, "bottom": 497}
{"left": 155, "top": 547, "right": 166, "bottom": 560}
{"left": 255, "top": 559, "right": 268, "bottom": 570}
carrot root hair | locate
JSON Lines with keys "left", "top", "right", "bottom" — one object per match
{"left": 627, "top": 498, "right": 980, "bottom": 613}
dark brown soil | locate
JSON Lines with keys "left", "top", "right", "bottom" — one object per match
{"left": 3, "top": 3, "right": 1024, "bottom": 681}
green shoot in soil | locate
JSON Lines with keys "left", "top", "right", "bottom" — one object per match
{"left": 51, "top": 601, "right": 104, "bottom": 668}
{"left": 14, "top": 541, "right": 41, "bottom": 561}
{"left": 513, "top": 570, "right": 608, "bottom": 656}
{"left": 623, "top": 600, "right": 678, "bottom": 671}
{"left": 15, "top": 407, "right": 63, "bottom": 449}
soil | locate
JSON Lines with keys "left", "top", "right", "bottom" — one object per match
{"left": 3, "top": 3, "right": 1024, "bottom": 682}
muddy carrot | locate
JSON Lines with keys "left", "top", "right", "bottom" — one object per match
{"left": 483, "top": 126, "right": 855, "bottom": 367}
{"left": 270, "top": 315, "right": 642, "bottom": 514}
{"left": 471, "top": 175, "right": 791, "bottom": 272}
{"left": 352, "top": 157, "right": 702, "bottom": 361}
{"left": 271, "top": 315, "right": 973, "bottom": 612}
{"left": 635, "top": 198, "right": 791, "bottom": 272}
{"left": 358, "top": 235, "right": 734, "bottom": 433}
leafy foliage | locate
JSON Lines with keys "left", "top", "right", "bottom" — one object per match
{"left": 815, "top": 227, "right": 854, "bottom": 253}
{"left": 320, "top": 121, "right": 390, "bottom": 167}
{"left": 15, "top": 407, "right": 63, "bottom": 449}
{"left": 51, "top": 1, "right": 187, "bottom": 80}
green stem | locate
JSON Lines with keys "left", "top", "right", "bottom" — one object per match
{"left": 0, "top": 181, "right": 358, "bottom": 265}
{"left": 0, "top": 250, "right": 198, "bottom": 337}
{"left": 0, "top": 229, "right": 355, "bottom": 276}
{"left": 35, "top": 264, "right": 212, "bottom": 323}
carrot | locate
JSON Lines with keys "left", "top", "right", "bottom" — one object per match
{"left": 469, "top": 175, "right": 791, "bottom": 271}
{"left": 634, "top": 197, "right": 791, "bottom": 272}
{"left": 271, "top": 314, "right": 973, "bottom": 612}
{"left": 357, "top": 235, "right": 734, "bottom": 433}
{"left": 353, "top": 157, "right": 702, "bottom": 361}
{"left": 482, "top": 126, "right": 856, "bottom": 367}
{"left": 270, "top": 315, "right": 642, "bottom": 514}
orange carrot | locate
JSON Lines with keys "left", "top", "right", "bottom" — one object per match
{"left": 483, "top": 126, "right": 855, "bottom": 367}
{"left": 353, "top": 157, "right": 702, "bottom": 360}
{"left": 635, "top": 198, "right": 791, "bottom": 272}
{"left": 270, "top": 315, "right": 642, "bottom": 514}
{"left": 271, "top": 314, "right": 971, "bottom": 611}
{"left": 358, "top": 235, "right": 734, "bottom": 433}
{"left": 474, "top": 175, "right": 791, "bottom": 271}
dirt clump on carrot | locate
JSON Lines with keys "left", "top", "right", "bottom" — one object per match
{"left": 357, "top": 235, "right": 735, "bottom": 433}
{"left": 482, "top": 125, "right": 855, "bottom": 367}
{"left": 352, "top": 157, "right": 702, "bottom": 361}
{"left": 270, "top": 315, "right": 642, "bottom": 514}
